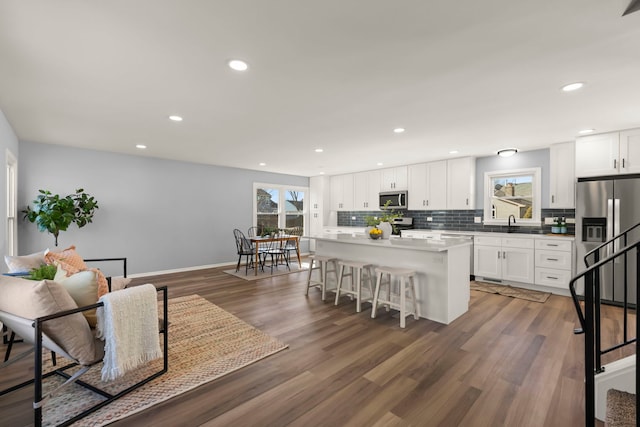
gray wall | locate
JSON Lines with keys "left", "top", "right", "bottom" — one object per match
{"left": 18, "top": 141, "right": 308, "bottom": 275}
{"left": 0, "top": 110, "right": 20, "bottom": 270}
{"left": 475, "top": 148, "right": 550, "bottom": 209}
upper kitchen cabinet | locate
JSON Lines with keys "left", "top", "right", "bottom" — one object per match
{"left": 549, "top": 141, "right": 575, "bottom": 208}
{"left": 408, "top": 161, "right": 447, "bottom": 210}
{"left": 576, "top": 128, "right": 640, "bottom": 177}
{"left": 446, "top": 157, "right": 476, "bottom": 210}
{"left": 380, "top": 166, "right": 408, "bottom": 191}
{"left": 309, "top": 175, "right": 331, "bottom": 241}
{"left": 309, "top": 175, "right": 330, "bottom": 211}
{"left": 353, "top": 169, "right": 381, "bottom": 210}
{"left": 330, "top": 173, "right": 354, "bottom": 211}
{"left": 620, "top": 128, "right": 640, "bottom": 174}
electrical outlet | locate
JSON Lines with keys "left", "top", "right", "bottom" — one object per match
{"left": 474, "top": 216, "right": 482, "bottom": 223}
{"left": 427, "top": 217, "right": 433, "bottom": 222}
{"left": 566, "top": 218, "right": 575, "bottom": 224}
{"left": 351, "top": 216, "right": 356, "bottom": 220}
{"left": 544, "top": 217, "right": 556, "bottom": 225}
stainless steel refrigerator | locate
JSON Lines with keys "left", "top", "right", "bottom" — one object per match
{"left": 576, "top": 175, "right": 640, "bottom": 303}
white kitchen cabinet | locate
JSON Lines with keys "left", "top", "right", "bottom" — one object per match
{"left": 534, "top": 238, "right": 573, "bottom": 289}
{"left": 380, "top": 166, "right": 408, "bottom": 191}
{"left": 408, "top": 161, "right": 447, "bottom": 210}
{"left": 549, "top": 141, "right": 575, "bottom": 208}
{"left": 446, "top": 157, "right": 475, "bottom": 210}
{"left": 474, "top": 236, "right": 534, "bottom": 284}
{"left": 620, "top": 128, "right": 640, "bottom": 174}
{"left": 309, "top": 176, "right": 331, "bottom": 247}
{"left": 575, "top": 128, "right": 640, "bottom": 177}
{"left": 353, "top": 170, "right": 381, "bottom": 210}
{"left": 330, "top": 174, "right": 354, "bottom": 211}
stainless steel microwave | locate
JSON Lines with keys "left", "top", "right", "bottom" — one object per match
{"left": 379, "top": 191, "right": 408, "bottom": 209}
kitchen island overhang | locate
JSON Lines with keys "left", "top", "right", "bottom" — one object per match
{"left": 309, "top": 234, "right": 472, "bottom": 325}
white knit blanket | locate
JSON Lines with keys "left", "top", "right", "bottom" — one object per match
{"left": 96, "top": 283, "right": 162, "bottom": 382}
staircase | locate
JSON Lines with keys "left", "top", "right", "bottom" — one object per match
{"left": 569, "top": 222, "right": 640, "bottom": 426}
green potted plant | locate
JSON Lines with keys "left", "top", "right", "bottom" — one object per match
{"left": 378, "top": 200, "right": 403, "bottom": 238}
{"left": 22, "top": 188, "right": 99, "bottom": 246}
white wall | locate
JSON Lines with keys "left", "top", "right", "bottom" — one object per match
{"left": 18, "top": 141, "right": 308, "bottom": 275}
{"left": 0, "top": 110, "right": 20, "bottom": 272}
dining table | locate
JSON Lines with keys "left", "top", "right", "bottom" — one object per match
{"left": 249, "top": 235, "right": 301, "bottom": 276}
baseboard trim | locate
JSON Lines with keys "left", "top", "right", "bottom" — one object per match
{"left": 128, "top": 252, "right": 310, "bottom": 279}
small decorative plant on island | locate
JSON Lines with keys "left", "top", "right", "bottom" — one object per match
{"left": 364, "top": 200, "right": 403, "bottom": 239}
{"left": 23, "top": 188, "right": 99, "bottom": 246}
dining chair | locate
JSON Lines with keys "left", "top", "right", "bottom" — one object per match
{"left": 283, "top": 226, "right": 302, "bottom": 265}
{"left": 247, "top": 226, "right": 259, "bottom": 239}
{"left": 233, "top": 229, "right": 261, "bottom": 274}
{"left": 264, "top": 234, "right": 290, "bottom": 273}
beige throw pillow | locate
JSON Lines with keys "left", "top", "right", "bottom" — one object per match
{"left": 54, "top": 266, "right": 99, "bottom": 327}
{"left": 4, "top": 249, "right": 49, "bottom": 273}
{"left": 0, "top": 275, "right": 98, "bottom": 365}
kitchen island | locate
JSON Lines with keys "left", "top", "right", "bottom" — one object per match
{"left": 309, "top": 234, "right": 472, "bottom": 324}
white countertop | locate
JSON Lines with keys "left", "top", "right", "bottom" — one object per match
{"left": 322, "top": 226, "right": 575, "bottom": 241}
{"left": 308, "top": 233, "right": 473, "bottom": 252}
{"left": 407, "top": 229, "right": 575, "bottom": 240}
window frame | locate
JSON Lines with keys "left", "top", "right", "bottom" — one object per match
{"left": 6, "top": 149, "right": 18, "bottom": 256}
{"left": 483, "top": 167, "right": 541, "bottom": 227}
{"left": 252, "top": 182, "right": 308, "bottom": 233}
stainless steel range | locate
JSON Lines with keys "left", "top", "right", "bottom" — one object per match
{"left": 391, "top": 217, "right": 413, "bottom": 235}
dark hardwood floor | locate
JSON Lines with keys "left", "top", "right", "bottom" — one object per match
{"left": 1, "top": 263, "right": 634, "bottom": 426}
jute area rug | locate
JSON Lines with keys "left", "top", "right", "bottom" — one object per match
{"left": 41, "top": 295, "right": 288, "bottom": 427}
{"left": 224, "top": 260, "right": 309, "bottom": 281}
{"left": 471, "top": 281, "right": 551, "bottom": 303}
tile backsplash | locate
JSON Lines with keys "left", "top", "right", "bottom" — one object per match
{"left": 337, "top": 208, "right": 576, "bottom": 235}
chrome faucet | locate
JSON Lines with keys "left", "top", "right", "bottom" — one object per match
{"left": 508, "top": 214, "right": 516, "bottom": 231}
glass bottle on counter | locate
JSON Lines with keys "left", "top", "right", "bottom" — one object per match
{"left": 559, "top": 217, "right": 567, "bottom": 234}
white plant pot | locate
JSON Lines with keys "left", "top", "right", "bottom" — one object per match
{"left": 378, "top": 222, "right": 392, "bottom": 239}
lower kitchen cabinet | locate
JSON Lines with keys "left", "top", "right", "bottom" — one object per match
{"left": 534, "top": 239, "right": 573, "bottom": 289}
{"left": 474, "top": 236, "right": 534, "bottom": 284}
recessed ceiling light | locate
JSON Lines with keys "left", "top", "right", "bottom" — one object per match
{"left": 562, "top": 82, "right": 584, "bottom": 92}
{"left": 497, "top": 148, "right": 518, "bottom": 157}
{"left": 393, "top": 128, "right": 405, "bottom": 133}
{"left": 135, "top": 144, "right": 147, "bottom": 149}
{"left": 259, "top": 162, "right": 266, "bottom": 166}
{"left": 315, "top": 148, "right": 324, "bottom": 153}
{"left": 377, "top": 162, "right": 384, "bottom": 166}
{"left": 228, "top": 60, "right": 248, "bottom": 71}
{"left": 579, "top": 128, "right": 595, "bottom": 134}
{"left": 449, "top": 150, "right": 459, "bottom": 154}
{"left": 319, "top": 171, "right": 325, "bottom": 175}
{"left": 169, "top": 115, "right": 183, "bottom": 122}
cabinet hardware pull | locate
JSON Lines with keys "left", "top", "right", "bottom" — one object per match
{"left": 614, "top": 159, "right": 617, "bottom": 169}
{"left": 622, "top": 158, "right": 625, "bottom": 168}
{"left": 466, "top": 198, "right": 469, "bottom": 205}
{"left": 546, "top": 258, "right": 559, "bottom": 261}
{"left": 503, "top": 251, "right": 506, "bottom": 258}
{"left": 547, "top": 244, "right": 558, "bottom": 247}
{"left": 426, "top": 200, "right": 429, "bottom": 206}
{"left": 498, "top": 252, "right": 501, "bottom": 259}
{"left": 551, "top": 195, "right": 555, "bottom": 203}
{"left": 546, "top": 276, "right": 558, "bottom": 280}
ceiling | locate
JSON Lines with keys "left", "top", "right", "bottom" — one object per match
{"left": 1, "top": 1, "right": 639, "bottom": 177}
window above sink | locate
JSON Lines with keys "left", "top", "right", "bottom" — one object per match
{"left": 483, "top": 168, "right": 541, "bottom": 227}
